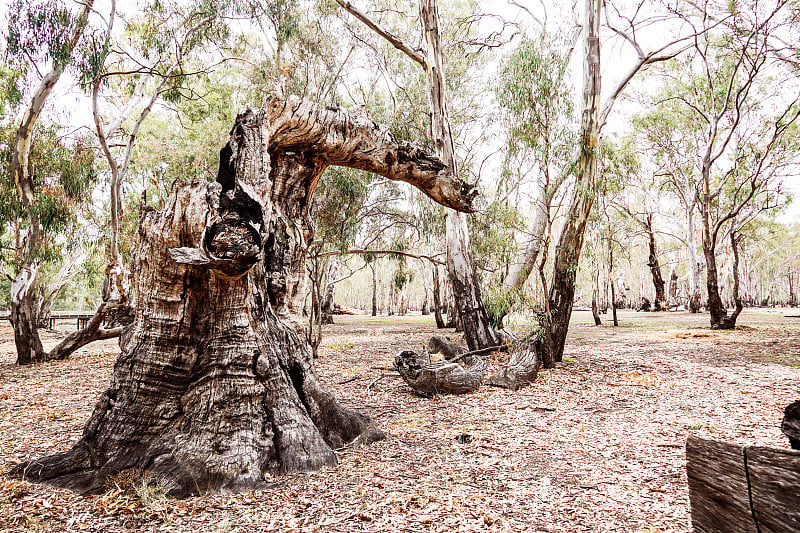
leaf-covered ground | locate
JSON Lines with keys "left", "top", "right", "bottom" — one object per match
{"left": 1, "top": 309, "right": 798, "bottom": 532}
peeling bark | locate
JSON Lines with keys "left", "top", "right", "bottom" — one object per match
{"left": 12, "top": 96, "right": 475, "bottom": 497}
{"left": 420, "top": 0, "right": 496, "bottom": 351}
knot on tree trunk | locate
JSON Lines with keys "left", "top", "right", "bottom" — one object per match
{"left": 170, "top": 183, "right": 265, "bottom": 279}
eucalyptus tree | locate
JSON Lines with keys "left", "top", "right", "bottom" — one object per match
{"left": 3, "top": 0, "right": 105, "bottom": 364}
{"left": 634, "top": 103, "right": 706, "bottom": 311}
{"left": 335, "top": 0, "right": 497, "bottom": 351}
{"left": 605, "top": 138, "right": 671, "bottom": 311}
{"left": 645, "top": 0, "right": 800, "bottom": 328}
{"left": 492, "top": 31, "right": 578, "bottom": 327}
{"left": 525, "top": 0, "right": 717, "bottom": 367}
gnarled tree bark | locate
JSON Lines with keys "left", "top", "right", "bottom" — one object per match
{"left": 12, "top": 96, "right": 476, "bottom": 497}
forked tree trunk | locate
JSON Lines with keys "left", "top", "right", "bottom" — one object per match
{"left": 9, "top": 0, "right": 95, "bottom": 366}
{"left": 10, "top": 266, "right": 46, "bottom": 364}
{"left": 12, "top": 96, "right": 476, "bottom": 497}
{"left": 591, "top": 278, "right": 601, "bottom": 326}
{"left": 708, "top": 229, "right": 744, "bottom": 330}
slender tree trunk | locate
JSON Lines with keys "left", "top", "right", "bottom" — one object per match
{"left": 431, "top": 261, "right": 446, "bottom": 328}
{"left": 609, "top": 247, "right": 618, "bottom": 326}
{"left": 533, "top": 0, "right": 601, "bottom": 368}
{"left": 421, "top": 275, "right": 430, "bottom": 315}
{"left": 687, "top": 210, "right": 702, "bottom": 313}
{"left": 668, "top": 267, "right": 678, "bottom": 308}
{"left": 504, "top": 185, "right": 553, "bottom": 289}
{"left": 318, "top": 257, "right": 340, "bottom": 325}
{"left": 591, "top": 272, "right": 601, "bottom": 326}
{"left": 371, "top": 263, "right": 377, "bottom": 316}
{"left": 724, "top": 230, "right": 744, "bottom": 327}
{"left": 645, "top": 215, "right": 667, "bottom": 311}
{"left": 12, "top": 96, "right": 475, "bottom": 497}
{"left": 701, "top": 159, "right": 730, "bottom": 328}
{"left": 420, "top": 0, "right": 496, "bottom": 351}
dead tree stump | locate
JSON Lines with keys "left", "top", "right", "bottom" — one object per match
{"left": 10, "top": 96, "right": 477, "bottom": 497}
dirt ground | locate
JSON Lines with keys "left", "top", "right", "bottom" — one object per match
{"left": 1, "top": 308, "right": 798, "bottom": 532}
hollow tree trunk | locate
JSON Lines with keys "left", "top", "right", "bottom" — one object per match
{"left": 533, "top": 0, "right": 601, "bottom": 368}
{"left": 645, "top": 214, "right": 667, "bottom": 311}
{"left": 12, "top": 96, "right": 476, "bottom": 497}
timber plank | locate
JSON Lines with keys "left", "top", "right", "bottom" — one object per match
{"left": 686, "top": 436, "right": 757, "bottom": 533}
{"left": 746, "top": 446, "right": 800, "bottom": 533}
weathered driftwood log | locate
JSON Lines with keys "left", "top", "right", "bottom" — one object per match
{"left": 395, "top": 344, "right": 486, "bottom": 396}
{"left": 11, "top": 96, "right": 476, "bottom": 497}
{"left": 428, "top": 335, "right": 466, "bottom": 361}
{"left": 488, "top": 341, "right": 540, "bottom": 391}
{"left": 686, "top": 436, "right": 800, "bottom": 533}
{"left": 782, "top": 400, "right": 800, "bottom": 449}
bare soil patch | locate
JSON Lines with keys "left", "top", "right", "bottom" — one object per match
{"left": 1, "top": 308, "right": 798, "bottom": 532}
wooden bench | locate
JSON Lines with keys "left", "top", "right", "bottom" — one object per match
{"left": 1, "top": 312, "right": 94, "bottom": 330}
{"left": 686, "top": 436, "right": 800, "bottom": 532}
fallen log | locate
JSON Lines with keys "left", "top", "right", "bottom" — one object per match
{"left": 488, "top": 340, "right": 540, "bottom": 391}
{"left": 394, "top": 344, "right": 486, "bottom": 397}
{"left": 686, "top": 436, "right": 800, "bottom": 533}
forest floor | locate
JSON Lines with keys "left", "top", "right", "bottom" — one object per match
{"left": 1, "top": 308, "right": 799, "bottom": 532}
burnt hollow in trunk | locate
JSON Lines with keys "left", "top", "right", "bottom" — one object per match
{"left": 11, "top": 96, "right": 476, "bottom": 497}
